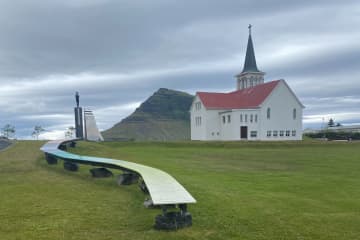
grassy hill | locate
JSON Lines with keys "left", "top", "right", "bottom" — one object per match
{"left": 1, "top": 140, "right": 360, "bottom": 239}
{"left": 102, "top": 88, "right": 194, "bottom": 141}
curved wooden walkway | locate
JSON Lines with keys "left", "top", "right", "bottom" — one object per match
{"left": 40, "top": 140, "right": 196, "bottom": 206}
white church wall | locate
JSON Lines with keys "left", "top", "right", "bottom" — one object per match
{"left": 205, "top": 110, "right": 221, "bottom": 140}
{"left": 190, "top": 96, "right": 207, "bottom": 140}
{"left": 219, "top": 111, "right": 235, "bottom": 140}
{"left": 218, "top": 109, "right": 260, "bottom": 141}
{"left": 259, "top": 81, "right": 303, "bottom": 141}
{"left": 228, "top": 109, "right": 260, "bottom": 141}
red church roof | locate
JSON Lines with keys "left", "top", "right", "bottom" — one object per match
{"left": 197, "top": 80, "right": 281, "bottom": 109}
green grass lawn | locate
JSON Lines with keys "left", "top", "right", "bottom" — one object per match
{"left": 0, "top": 140, "right": 360, "bottom": 239}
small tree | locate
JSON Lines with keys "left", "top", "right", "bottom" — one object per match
{"left": 32, "top": 126, "right": 45, "bottom": 140}
{"left": 65, "top": 126, "right": 75, "bottom": 139}
{"left": 336, "top": 122, "right": 342, "bottom": 127}
{"left": 1, "top": 124, "right": 16, "bottom": 139}
{"left": 328, "top": 118, "right": 335, "bottom": 127}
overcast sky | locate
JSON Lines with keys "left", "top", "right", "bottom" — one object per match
{"left": 0, "top": 0, "right": 359, "bottom": 139}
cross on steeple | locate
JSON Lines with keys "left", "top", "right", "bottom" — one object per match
{"left": 248, "top": 24, "right": 252, "bottom": 35}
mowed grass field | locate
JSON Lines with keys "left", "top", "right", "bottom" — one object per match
{"left": 0, "top": 140, "right": 360, "bottom": 239}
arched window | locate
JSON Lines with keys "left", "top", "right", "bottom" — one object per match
{"left": 293, "top": 108, "right": 296, "bottom": 119}
{"left": 267, "top": 108, "right": 271, "bottom": 119}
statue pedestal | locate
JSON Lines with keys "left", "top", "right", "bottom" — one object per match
{"left": 74, "top": 107, "right": 83, "bottom": 139}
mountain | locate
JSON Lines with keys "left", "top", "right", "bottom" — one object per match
{"left": 102, "top": 88, "right": 194, "bottom": 141}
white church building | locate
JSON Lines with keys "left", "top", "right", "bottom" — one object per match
{"left": 190, "top": 26, "right": 304, "bottom": 141}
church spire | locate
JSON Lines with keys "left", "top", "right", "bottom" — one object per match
{"left": 242, "top": 24, "right": 260, "bottom": 73}
{"left": 235, "top": 24, "right": 265, "bottom": 90}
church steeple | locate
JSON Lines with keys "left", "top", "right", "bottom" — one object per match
{"left": 236, "top": 24, "right": 265, "bottom": 90}
{"left": 242, "top": 24, "right": 260, "bottom": 73}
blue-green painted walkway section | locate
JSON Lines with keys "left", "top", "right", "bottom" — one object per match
{"left": 40, "top": 139, "right": 196, "bottom": 206}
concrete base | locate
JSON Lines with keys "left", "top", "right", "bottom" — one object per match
{"left": 139, "top": 180, "right": 149, "bottom": 194}
{"left": 90, "top": 168, "right": 113, "bottom": 178}
{"left": 64, "top": 161, "right": 78, "bottom": 171}
{"left": 117, "top": 172, "right": 139, "bottom": 185}
{"left": 69, "top": 141, "right": 76, "bottom": 148}
{"left": 45, "top": 153, "right": 58, "bottom": 165}
{"left": 154, "top": 211, "right": 192, "bottom": 230}
{"left": 59, "top": 144, "right": 67, "bottom": 151}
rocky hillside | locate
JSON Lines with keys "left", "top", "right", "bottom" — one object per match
{"left": 102, "top": 88, "right": 194, "bottom": 141}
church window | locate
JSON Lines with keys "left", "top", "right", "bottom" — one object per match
{"left": 222, "top": 116, "right": 226, "bottom": 124}
{"left": 273, "top": 130, "right": 278, "bottom": 137}
{"left": 255, "top": 114, "right": 258, "bottom": 123}
{"left": 250, "top": 79, "right": 253, "bottom": 87}
{"left": 195, "top": 117, "right": 202, "bottom": 126}
{"left": 217, "top": 132, "right": 220, "bottom": 135}
{"left": 250, "top": 131, "right": 257, "bottom": 137}
{"left": 212, "top": 132, "right": 214, "bottom": 136}
{"left": 267, "top": 131, "right": 271, "bottom": 137}
{"left": 286, "top": 130, "right": 290, "bottom": 136}
{"left": 227, "top": 115, "right": 231, "bottom": 123}
{"left": 250, "top": 114, "right": 253, "bottom": 123}
{"left": 280, "top": 130, "right": 284, "bottom": 137}
{"left": 293, "top": 108, "right": 296, "bottom": 119}
{"left": 292, "top": 130, "right": 296, "bottom": 136}
{"left": 267, "top": 108, "right": 271, "bottom": 119}
{"left": 245, "top": 114, "right": 248, "bottom": 122}
{"left": 240, "top": 114, "right": 243, "bottom": 122}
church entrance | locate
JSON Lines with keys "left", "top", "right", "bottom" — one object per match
{"left": 240, "top": 126, "right": 248, "bottom": 139}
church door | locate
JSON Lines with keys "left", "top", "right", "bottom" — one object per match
{"left": 240, "top": 126, "right": 248, "bottom": 139}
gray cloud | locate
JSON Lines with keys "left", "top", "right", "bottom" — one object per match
{"left": 0, "top": 0, "right": 359, "bottom": 138}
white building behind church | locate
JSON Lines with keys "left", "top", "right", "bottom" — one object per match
{"left": 190, "top": 26, "right": 304, "bottom": 141}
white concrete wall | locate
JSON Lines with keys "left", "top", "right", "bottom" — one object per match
{"left": 84, "top": 111, "right": 104, "bottom": 141}
{"left": 259, "top": 80, "right": 303, "bottom": 141}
